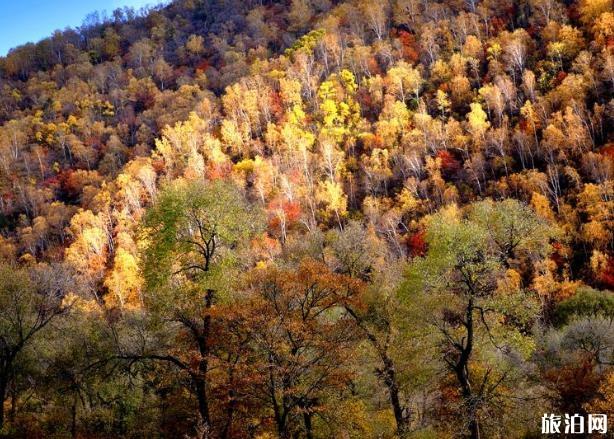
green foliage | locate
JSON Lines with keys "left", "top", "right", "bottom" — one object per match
{"left": 467, "top": 198, "right": 556, "bottom": 263}
{"left": 554, "top": 287, "right": 614, "bottom": 326}
{"left": 140, "top": 178, "right": 263, "bottom": 309}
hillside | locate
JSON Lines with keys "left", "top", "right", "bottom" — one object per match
{"left": 0, "top": 0, "right": 612, "bottom": 437}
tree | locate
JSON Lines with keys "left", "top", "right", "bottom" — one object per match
{"left": 0, "top": 262, "right": 71, "bottom": 429}
{"left": 242, "top": 259, "right": 363, "bottom": 438}
{"left": 138, "top": 178, "right": 262, "bottom": 435}
{"left": 466, "top": 102, "right": 490, "bottom": 145}
{"left": 385, "top": 61, "right": 423, "bottom": 104}
{"left": 153, "top": 57, "right": 173, "bottom": 90}
{"left": 578, "top": 0, "right": 613, "bottom": 25}
{"left": 325, "top": 222, "right": 415, "bottom": 435}
{"left": 403, "top": 200, "right": 554, "bottom": 439}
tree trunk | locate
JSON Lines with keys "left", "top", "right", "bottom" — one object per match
{"left": 220, "top": 387, "right": 236, "bottom": 439}
{"left": 382, "top": 358, "right": 408, "bottom": 435}
{"left": 9, "top": 384, "right": 16, "bottom": 425}
{"left": 0, "top": 372, "right": 7, "bottom": 430}
{"left": 455, "top": 298, "right": 479, "bottom": 439}
{"left": 303, "top": 410, "right": 313, "bottom": 439}
{"left": 194, "top": 374, "right": 211, "bottom": 429}
{"left": 344, "top": 305, "right": 409, "bottom": 435}
{"left": 468, "top": 416, "right": 480, "bottom": 439}
{"left": 71, "top": 397, "right": 78, "bottom": 439}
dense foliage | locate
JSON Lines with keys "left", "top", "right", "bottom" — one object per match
{"left": 0, "top": 0, "right": 612, "bottom": 437}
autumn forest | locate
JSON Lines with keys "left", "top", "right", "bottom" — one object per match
{"left": 0, "top": 0, "right": 612, "bottom": 437}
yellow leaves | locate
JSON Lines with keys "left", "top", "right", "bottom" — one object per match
{"left": 578, "top": 0, "right": 613, "bottom": 24}
{"left": 104, "top": 248, "right": 143, "bottom": 310}
{"left": 221, "top": 118, "right": 247, "bottom": 155}
{"left": 431, "top": 59, "right": 452, "bottom": 83}
{"left": 532, "top": 258, "right": 559, "bottom": 298}
{"left": 339, "top": 69, "right": 358, "bottom": 94}
{"left": 531, "top": 192, "right": 555, "bottom": 221}
{"left": 385, "top": 60, "right": 423, "bottom": 102}
{"left": 466, "top": 102, "right": 490, "bottom": 140}
{"left": 65, "top": 209, "right": 111, "bottom": 284}
{"left": 320, "top": 98, "right": 339, "bottom": 127}
{"left": 397, "top": 187, "right": 419, "bottom": 213}
{"left": 547, "top": 41, "right": 566, "bottom": 60}
{"left": 592, "top": 11, "right": 614, "bottom": 45}
{"left": 185, "top": 34, "right": 204, "bottom": 54}
{"left": 590, "top": 250, "right": 609, "bottom": 275}
{"left": 317, "top": 72, "right": 361, "bottom": 139}
{"left": 288, "top": 103, "right": 306, "bottom": 125}
{"left": 317, "top": 180, "right": 347, "bottom": 219}
{"left": 281, "top": 120, "right": 315, "bottom": 153}
{"left": 582, "top": 221, "right": 610, "bottom": 248}
{"left": 363, "top": 148, "right": 392, "bottom": 179}
{"left": 234, "top": 158, "right": 255, "bottom": 174}
{"left": 324, "top": 397, "right": 379, "bottom": 438}
{"left": 66, "top": 114, "right": 78, "bottom": 127}
{"left": 577, "top": 182, "right": 614, "bottom": 247}
{"left": 284, "top": 28, "right": 325, "bottom": 57}
{"left": 497, "top": 269, "right": 522, "bottom": 294}
{"left": 0, "top": 236, "right": 16, "bottom": 263}
{"left": 436, "top": 89, "right": 450, "bottom": 115}
{"left": 82, "top": 227, "right": 107, "bottom": 256}
{"left": 279, "top": 77, "right": 303, "bottom": 108}
{"left": 585, "top": 371, "right": 614, "bottom": 414}
{"left": 62, "top": 292, "right": 100, "bottom": 314}
{"left": 462, "top": 35, "right": 483, "bottom": 59}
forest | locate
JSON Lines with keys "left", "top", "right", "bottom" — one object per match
{"left": 0, "top": 0, "right": 612, "bottom": 437}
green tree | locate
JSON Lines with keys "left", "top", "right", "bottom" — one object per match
{"left": 138, "top": 178, "right": 262, "bottom": 434}
{"left": 403, "top": 200, "right": 554, "bottom": 439}
{"left": 0, "top": 263, "right": 71, "bottom": 430}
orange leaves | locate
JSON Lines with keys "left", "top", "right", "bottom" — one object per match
{"left": 267, "top": 198, "right": 301, "bottom": 228}
{"left": 393, "top": 30, "right": 419, "bottom": 64}
{"left": 543, "top": 359, "right": 602, "bottom": 412}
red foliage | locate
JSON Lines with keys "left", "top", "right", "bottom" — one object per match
{"left": 490, "top": 17, "right": 507, "bottom": 33}
{"left": 269, "top": 91, "right": 284, "bottom": 121}
{"left": 437, "top": 150, "right": 461, "bottom": 175}
{"left": 84, "top": 135, "right": 102, "bottom": 150}
{"left": 357, "top": 87, "right": 377, "bottom": 116}
{"left": 526, "top": 25, "right": 539, "bottom": 38}
{"left": 195, "top": 58, "right": 210, "bottom": 72}
{"left": 601, "top": 143, "right": 614, "bottom": 161}
{"left": 267, "top": 199, "right": 301, "bottom": 223}
{"left": 57, "top": 169, "right": 82, "bottom": 199}
{"left": 543, "top": 359, "right": 601, "bottom": 413}
{"left": 407, "top": 230, "right": 427, "bottom": 257}
{"left": 1, "top": 191, "right": 15, "bottom": 202}
{"left": 152, "top": 158, "right": 166, "bottom": 174}
{"left": 598, "top": 255, "right": 614, "bottom": 290}
{"left": 567, "top": 4, "right": 581, "bottom": 22}
{"left": 551, "top": 242, "right": 565, "bottom": 269}
{"left": 367, "top": 56, "right": 382, "bottom": 76}
{"left": 363, "top": 134, "right": 385, "bottom": 151}
{"left": 554, "top": 71, "right": 568, "bottom": 86}
{"left": 41, "top": 175, "right": 60, "bottom": 189}
{"left": 267, "top": 199, "right": 302, "bottom": 236}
